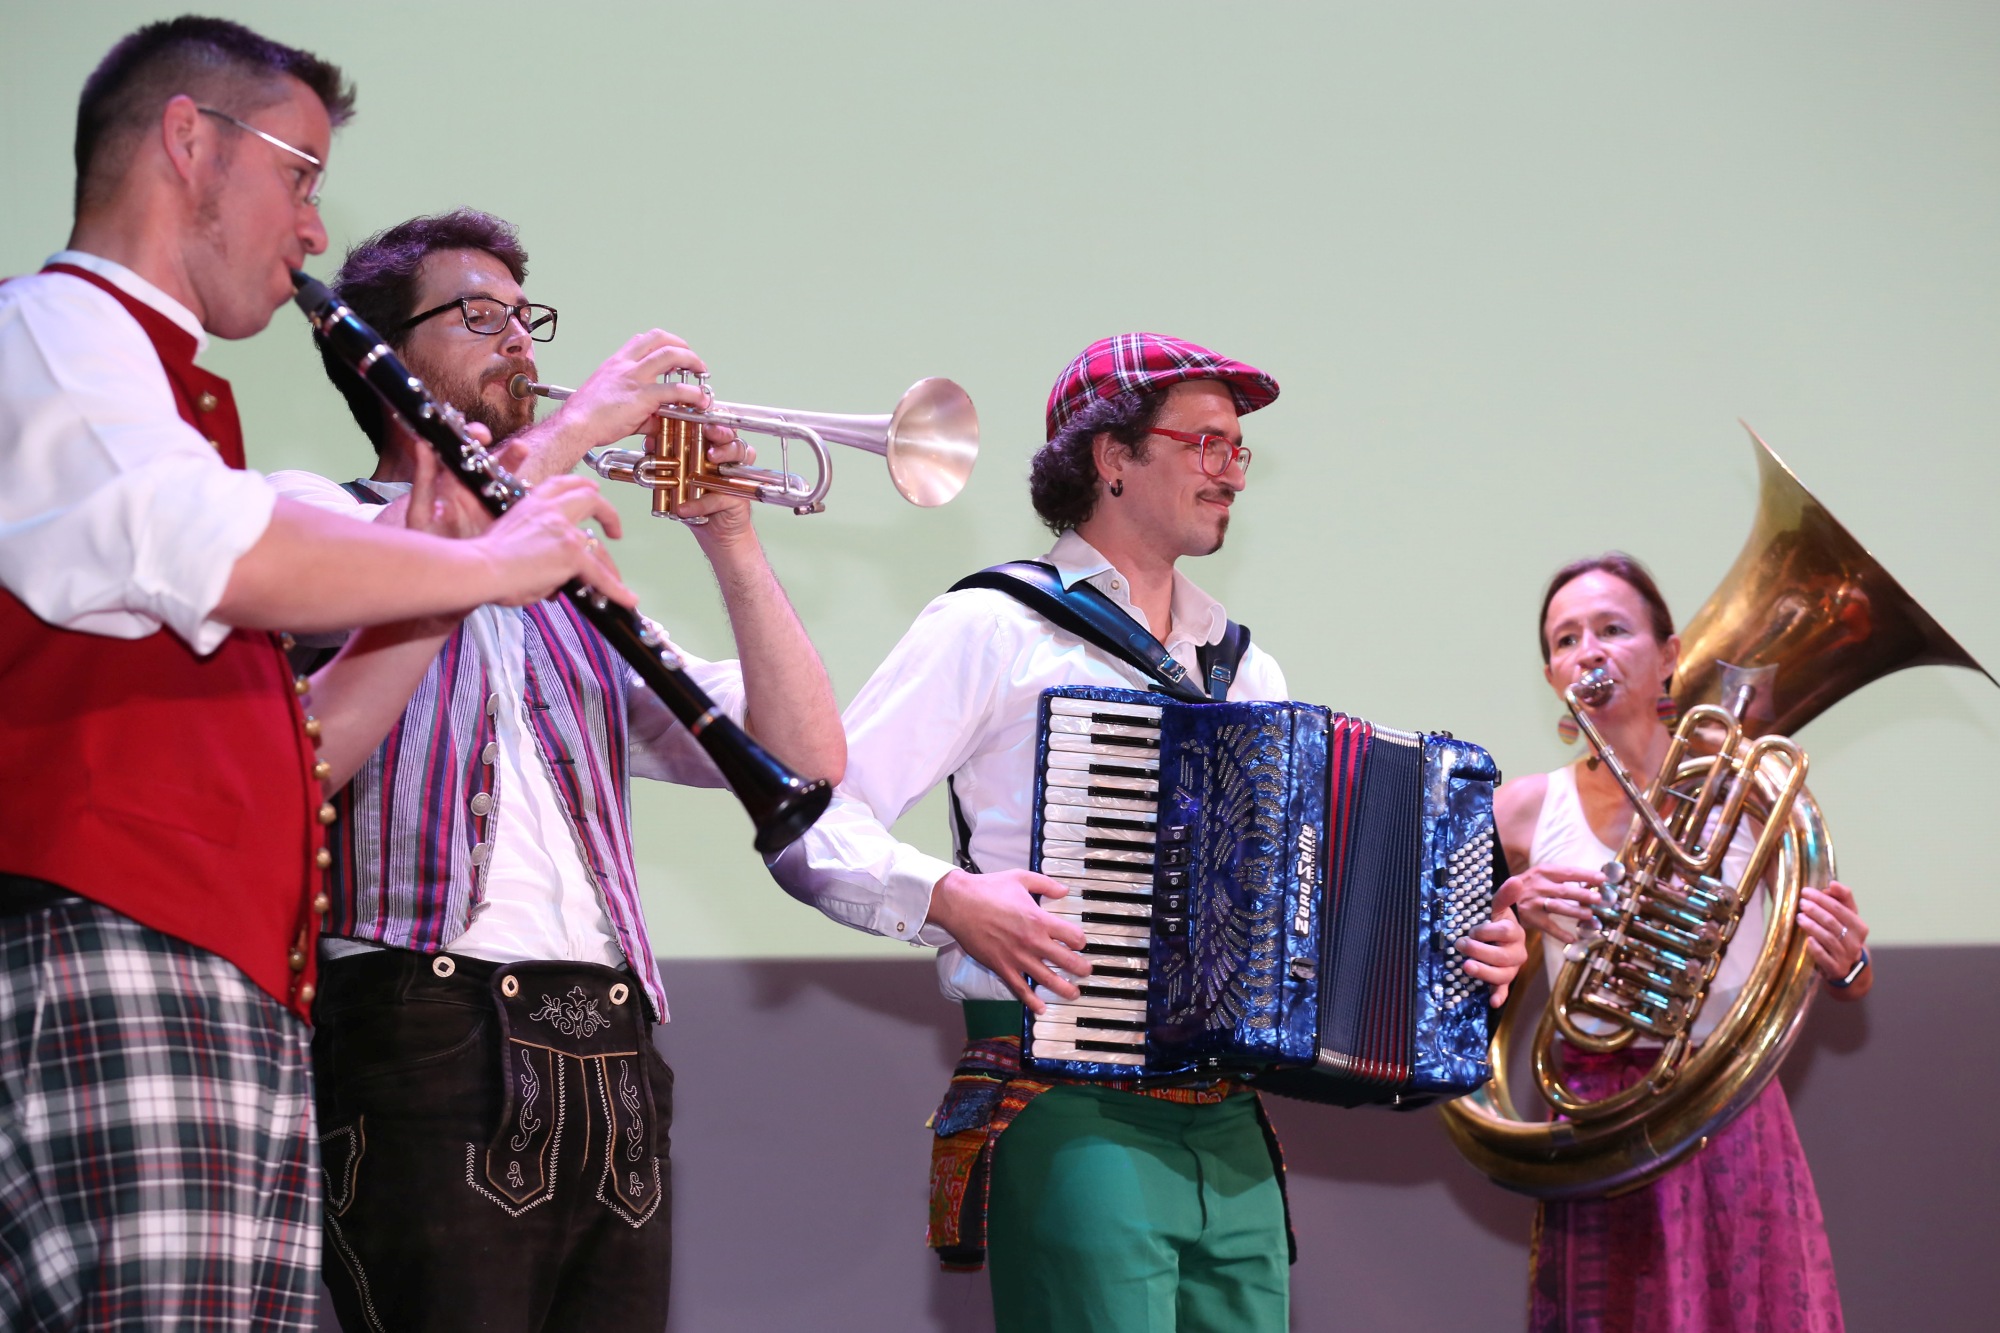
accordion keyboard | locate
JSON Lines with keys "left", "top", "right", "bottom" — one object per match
{"left": 1031, "top": 694, "right": 1167, "bottom": 1067}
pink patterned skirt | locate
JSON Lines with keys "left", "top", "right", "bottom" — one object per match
{"left": 1528, "top": 1046, "right": 1844, "bottom": 1332}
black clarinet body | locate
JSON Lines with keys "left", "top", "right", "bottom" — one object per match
{"left": 291, "top": 270, "right": 830, "bottom": 853}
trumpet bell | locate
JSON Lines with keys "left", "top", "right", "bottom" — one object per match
{"left": 883, "top": 377, "right": 980, "bottom": 507}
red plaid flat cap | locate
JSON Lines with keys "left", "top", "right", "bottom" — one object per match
{"left": 1044, "top": 332, "right": 1280, "bottom": 441}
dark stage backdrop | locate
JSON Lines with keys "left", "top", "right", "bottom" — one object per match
{"left": 318, "top": 945, "right": 1993, "bottom": 1332}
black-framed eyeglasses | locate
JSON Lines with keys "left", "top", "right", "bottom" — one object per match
{"left": 398, "top": 298, "right": 559, "bottom": 343}
{"left": 196, "top": 106, "right": 325, "bottom": 207}
{"left": 1152, "top": 427, "right": 1253, "bottom": 477}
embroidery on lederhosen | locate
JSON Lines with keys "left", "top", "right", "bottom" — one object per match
{"left": 591, "top": 1053, "right": 662, "bottom": 1226}
{"left": 925, "top": 1034, "right": 1254, "bottom": 1272}
{"left": 470, "top": 1043, "right": 565, "bottom": 1214}
{"left": 530, "top": 984, "right": 611, "bottom": 1039}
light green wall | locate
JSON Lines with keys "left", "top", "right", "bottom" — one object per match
{"left": 6, "top": 2, "right": 1996, "bottom": 953}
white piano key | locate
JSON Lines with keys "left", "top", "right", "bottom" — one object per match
{"left": 1042, "top": 789, "right": 1159, "bottom": 814}
{"left": 1072, "top": 973, "right": 1150, "bottom": 993}
{"left": 1079, "top": 926, "right": 1153, "bottom": 949}
{"left": 1044, "top": 769, "right": 1159, "bottom": 795}
{"left": 1040, "top": 803, "right": 1156, "bottom": 828}
{"left": 1040, "top": 1012, "right": 1152, "bottom": 1040}
{"left": 1041, "top": 859, "right": 1153, "bottom": 885}
{"left": 1029, "top": 1041, "right": 1148, "bottom": 1066}
{"left": 1040, "top": 820, "right": 1155, "bottom": 847}
{"left": 1045, "top": 745, "right": 1160, "bottom": 770}
{"left": 1047, "top": 715, "right": 1160, "bottom": 742}
{"left": 1035, "top": 1007, "right": 1145, "bottom": 1033}
{"left": 1049, "top": 696, "right": 1164, "bottom": 722}
{"left": 1044, "top": 895, "right": 1151, "bottom": 921}
{"left": 1042, "top": 840, "right": 1155, "bottom": 865}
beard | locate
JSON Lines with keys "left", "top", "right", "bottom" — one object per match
{"left": 1194, "top": 487, "right": 1233, "bottom": 555}
{"left": 420, "top": 353, "right": 538, "bottom": 442}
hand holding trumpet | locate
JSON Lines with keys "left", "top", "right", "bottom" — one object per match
{"left": 502, "top": 328, "right": 734, "bottom": 485}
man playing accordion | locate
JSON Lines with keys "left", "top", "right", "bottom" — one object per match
{"left": 769, "top": 333, "right": 1529, "bottom": 1332}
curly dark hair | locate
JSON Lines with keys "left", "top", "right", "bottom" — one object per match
{"left": 75, "top": 16, "right": 355, "bottom": 213}
{"left": 1537, "top": 552, "right": 1676, "bottom": 663}
{"left": 1028, "top": 388, "right": 1168, "bottom": 534}
{"left": 315, "top": 209, "right": 531, "bottom": 453}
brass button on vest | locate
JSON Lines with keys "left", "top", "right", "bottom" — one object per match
{"left": 317, "top": 803, "right": 337, "bottom": 825}
{"left": 288, "top": 949, "right": 306, "bottom": 972}
{"left": 196, "top": 391, "right": 219, "bottom": 413}
{"left": 315, "top": 847, "right": 333, "bottom": 869}
{"left": 297, "top": 983, "right": 316, "bottom": 1005}
{"left": 312, "top": 893, "right": 332, "bottom": 914}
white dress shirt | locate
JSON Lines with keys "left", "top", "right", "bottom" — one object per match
{"left": 0, "top": 251, "right": 275, "bottom": 652}
{"left": 269, "top": 469, "right": 749, "bottom": 970}
{"left": 769, "top": 530, "right": 1288, "bottom": 1002}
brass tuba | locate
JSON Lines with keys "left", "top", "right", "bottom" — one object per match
{"left": 1440, "top": 427, "right": 1992, "bottom": 1198}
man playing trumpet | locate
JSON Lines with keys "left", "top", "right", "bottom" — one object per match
{"left": 269, "top": 208, "right": 844, "bottom": 1332}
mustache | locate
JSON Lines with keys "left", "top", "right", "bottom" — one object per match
{"left": 484, "top": 356, "right": 538, "bottom": 387}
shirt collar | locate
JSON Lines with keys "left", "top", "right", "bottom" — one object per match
{"left": 1045, "top": 529, "right": 1229, "bottom": 648}
{"left": 47, "top": 250, "right": 209, "bottom": 355}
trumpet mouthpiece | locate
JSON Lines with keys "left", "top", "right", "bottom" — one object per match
{"left": 507, "top": 373, "right": 535, "bottom": 401}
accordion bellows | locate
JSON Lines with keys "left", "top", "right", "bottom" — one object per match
{"left": 1023, "top": 686, "right": 1500, "bottom": 1108}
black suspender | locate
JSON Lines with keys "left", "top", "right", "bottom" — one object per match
{"left": 948, "top": 561, "right": 1251, "bottom": 704}
{"left": 939, "top": 561, "right": 1254, "bottom": 874}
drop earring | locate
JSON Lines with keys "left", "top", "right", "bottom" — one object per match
{"left": 1656, "top": 693, "right": 1678, "bottom": 726}
{"left": 1109, "top": 479, "right": 1124, "bottom": 497}
{"left": 1556, "top": 713, "right": 1580, "bottom": 745}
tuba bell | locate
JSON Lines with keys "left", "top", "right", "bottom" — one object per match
{"left": 1439, "top": 426, "right": 1993, "bottom": 1199}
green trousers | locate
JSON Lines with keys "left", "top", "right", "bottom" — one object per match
{"left": 972, "top": 1010, "right": 1289, "bottom": 1332}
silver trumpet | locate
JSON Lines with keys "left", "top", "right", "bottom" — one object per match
{"left": 508, "top": 371, "right": 978, "bottom": 518}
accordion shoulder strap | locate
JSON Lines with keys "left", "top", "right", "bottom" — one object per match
{"left": 950, "top": 561, "right": 1249, "bottom": 704}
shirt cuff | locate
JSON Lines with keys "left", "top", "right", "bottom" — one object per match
{"left": 884, "top": 845, "right": 955, "bottom": 945}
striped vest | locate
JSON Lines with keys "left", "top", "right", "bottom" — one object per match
{"left": 328, "top": 598, "right": 668, "bottom": 1017}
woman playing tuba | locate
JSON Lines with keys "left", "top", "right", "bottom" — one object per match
{"left": 1495, "top": 553, "right": 1868, "bottom": 1332}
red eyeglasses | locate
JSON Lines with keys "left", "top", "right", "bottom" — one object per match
{"left": 1151, "top": 428, "right": 1252, "bottom": 477}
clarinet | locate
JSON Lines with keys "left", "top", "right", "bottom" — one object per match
{"left": 291, "top": 270, "right": 831, "bottom": 853}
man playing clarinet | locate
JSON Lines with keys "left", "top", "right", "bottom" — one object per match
{"left": 268, "top": 207, "right": 844, "bottom": 1332}
{"left": 0, "top": 20, "right": 629, "bottom": 1330}
{"left": 768, "top": 333, "right": 1529, "bottom": 1332}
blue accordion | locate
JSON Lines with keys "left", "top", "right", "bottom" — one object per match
{"left": 1022, "top": 686, "right": 1500, "bottom": 1108}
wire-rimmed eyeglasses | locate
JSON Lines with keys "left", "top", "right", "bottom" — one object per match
{"left": 196, "top": 106, "right": 325, "bottom": 207}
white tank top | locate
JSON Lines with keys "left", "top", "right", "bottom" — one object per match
{"left": 1527, "top": 764, "right": 1767, "bottom": 1044}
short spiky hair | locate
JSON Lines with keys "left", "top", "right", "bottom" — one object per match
{"left": 318, "top": 209, "right": 531, "bottom": 453}
{"left": 75, "top": 15, "right": 355, "bottom": 213}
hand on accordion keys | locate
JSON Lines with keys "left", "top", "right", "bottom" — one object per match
{"left": 1458, "top": 911, "right": 1530, "bottom": 1006}
{"left": 926, "top": 866, "right": 1094, "bottom": 1013}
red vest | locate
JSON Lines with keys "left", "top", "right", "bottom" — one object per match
{"left": 0, "top": 264, "right": 326, "bottom": 1020}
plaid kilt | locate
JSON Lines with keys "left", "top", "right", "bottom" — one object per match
{"left": 0, "top": 895, "right": 319, "bottom": 1331}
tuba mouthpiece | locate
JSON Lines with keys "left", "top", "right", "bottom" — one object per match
{"left": 1573, "top": 668, "right": 1617, "bottom": 707}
